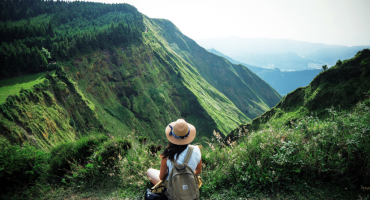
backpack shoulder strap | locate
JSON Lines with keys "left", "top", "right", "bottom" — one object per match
{"left": 183, "top": 145, "right": 194, "bottom": 165}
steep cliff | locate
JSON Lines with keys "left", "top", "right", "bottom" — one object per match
{"left": 0, "top": 2, "right": 281, "bottom": 148}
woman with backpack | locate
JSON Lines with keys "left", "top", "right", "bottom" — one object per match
{"left": 146, "top": 119, "right": 202, "bottom": 200}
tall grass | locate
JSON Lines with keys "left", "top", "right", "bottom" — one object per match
{"left": 199, "top": 99, "right": 370, "bottom": 198}
{"left": 1, "top": 99, "right": 369, "bottom": 199}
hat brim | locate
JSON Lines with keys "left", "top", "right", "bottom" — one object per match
{"left": 165, "top": 122, "right": 196, "bottom": 145}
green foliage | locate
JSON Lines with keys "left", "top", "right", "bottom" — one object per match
{"left": 150, "top": 19, "right": 281, "bottom": 120}
{"left": 322, "top": 64, "right": 328, "bottom": 71}
{"left": 201, "top": 100, "right": 370, "bottom": 198}
{"left": 0, "top": 1, "right": 144, "bottom": 78}
{"left": 0, "top": 144, "right": 48, "bottom": 194}
{"left": 48, "top": 134, "right": 132, "bottom": 187}
{"left": 0, "top": 71, "right": 51, "bottom": 104}
{"left": 336, "top": 59, "right": 342, "bottom": 66}
{"left": 95, "top": 139, "right": 132, "bottom": 170}
{"left": 1, "top": 100, "right": 370, "bottom": 199}
{"left": 49, "top": 134, "right": 109, "bottom": 178}
{"left": 138, "top": 136, "right": 148, "bottom": 145}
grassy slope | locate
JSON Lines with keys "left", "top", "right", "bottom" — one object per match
{"left": 227, "top": 48, "right": 370, "bottom": 140}
{"left": 0, "top": 71, "right": 55, "bottom": 104}
{"left": 0, "top": 17, "right": 249, "bottom": 148}
{"left": 11, "top": 98, "right": 369, "bottom": 199}
{"left": 0, "top": 69, "right": 101, "bottom": 149}
{"left": 0, "top": 3, "right": 282, "bottom": 148}
{"left": 148, "top": 19, "right": 282, "bottom": 120}
{"left": 143, "top": 17, "right": 251, "bottom": 135}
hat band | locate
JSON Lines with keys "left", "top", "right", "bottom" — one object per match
{"left": 168, "top": 125, "right": 190, "bottom": 139}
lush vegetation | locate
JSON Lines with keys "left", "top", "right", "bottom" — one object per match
{"left": 201, "top": 100, "right": 370, "bottom": 199}
{"left": 0, "top": 70, "right": 55, "bottom": 104}
{"left": 1, "top": 97, "right": 369, "bottom": 199}
{"left": 150, "top": 19, "right": 281, "bottom": 119}
{"left": 0, "top": 1, "right": 143, "bottom": 77}
{"left": 1, "top": 0, "right": 282, "bottom": 150}
{"left": 1, "top": 1, "right": 369, "bottom": 199}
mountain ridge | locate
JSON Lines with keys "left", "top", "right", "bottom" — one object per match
{"left": 196, "top": 37, "right": 370, "bottom": 69}
{"left": 0, "top": 1, "right": 281, "bottom": 148}
{"left": 208, "top": 48, "right": 322, "bottom": 95}
{"left": 227, "top": 48, "right": 370, "bottom": 140}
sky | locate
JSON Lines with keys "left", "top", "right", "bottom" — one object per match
{"left": 76, "top": 0, "right": 370, "bottom": 46}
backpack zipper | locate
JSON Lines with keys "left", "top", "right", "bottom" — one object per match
{"left": 171, "top": 172, "right": 194, "bottom": 179}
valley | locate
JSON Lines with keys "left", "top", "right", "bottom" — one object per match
{"left": 0, "top": 1, "right": 369, "bottom": 199}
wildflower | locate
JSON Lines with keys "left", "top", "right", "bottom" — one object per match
{"left": 257, "top": 160, "right": 261, "bottom": 168}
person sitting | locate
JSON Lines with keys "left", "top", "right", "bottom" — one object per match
{"left": 146, "top": 118, "right": 202, "bottom": 191}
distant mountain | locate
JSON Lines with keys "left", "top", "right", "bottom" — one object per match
{"left": 197, "top": 37, "right": 370, "bottom": 70}
{"left": 208, "top": 48, "right": 321, "bottom": 95}
{"left": 230, "top": 51, "right": 324, "bottom": 71}
{"left": 302, "top": 46, "right": 370, "bottom": 65}
{"left": 227, "top": 48, "right": 370, "bottom": 139}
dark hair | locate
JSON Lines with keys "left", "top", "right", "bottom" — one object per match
{"left": 160, "top": 142, "right": 188, "bottom": 162}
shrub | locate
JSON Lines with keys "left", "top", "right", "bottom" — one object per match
{"left": 48, "top": 134, "right": 109, "bottom": 178}
{"left": 95, "top": 139, "right": 132, "bottom": 170}
{"left": 146, "top": 143, "right": 163, "bottom": 157}
{"left": 0, "top": 144, "right": 48, "bottom": 194}
{"left": 48, "top": 134, "right": 133, "bottom": 187}
{"left": 138, "top": 136, "right": 148, "bottom": 145}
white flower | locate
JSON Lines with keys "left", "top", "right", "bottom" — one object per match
{"left": 257, "top": 160, "right": 261, "bottom": 168}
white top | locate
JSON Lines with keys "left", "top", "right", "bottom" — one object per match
{"left": 166, "top": 145, "right": 201, "bottom": 180}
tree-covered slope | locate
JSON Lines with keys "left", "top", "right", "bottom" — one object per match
{"left": 227, "top": 48, "right": 370, "bottom": 139}
{"left": 0, "top": 1, "right": 281, "bottom": 148}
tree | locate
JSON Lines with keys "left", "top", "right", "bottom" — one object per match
{"left": 51, "top": 42, "right": 58, "bottom": 60}
{"left": 336, "top": 59, "right": 342, "bottom": 66}
{"left": 41, "top": 47, "right": 51, "bottom": 60}
{"left": 47, "top": 22, "right": 54, "bottom": 37}
{"left": 37, "top": 50, "right": 48, "bottom": 71}
{"left": 322, "top": 65, "right": 327, "bottom": 71}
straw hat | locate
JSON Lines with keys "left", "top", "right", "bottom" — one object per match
{"left": 165, "top": 119, "right": 196, "bottom": 145}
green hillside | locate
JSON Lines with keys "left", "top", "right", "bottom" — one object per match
{"left": 227, "top": 48, "right": 370, "bottom": 139}
{"left": 1, "top": 1, "right": 369, "bottom": 199}
{"left": 0, "top": 1, "right": 280, "bottom": 149}
{"left": 151, "top": 19, "right": 281, "bottom": 119}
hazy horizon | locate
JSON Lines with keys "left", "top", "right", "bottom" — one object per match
{"left": 196, "top": 36, "right": 370, "bottom": 48}
{"left": 70, "top": 0, "right": 370, "bottom": 47}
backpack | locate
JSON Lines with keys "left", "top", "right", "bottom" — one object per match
{"left": 165, "top": 145, "right": 199, "bottom": 200}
